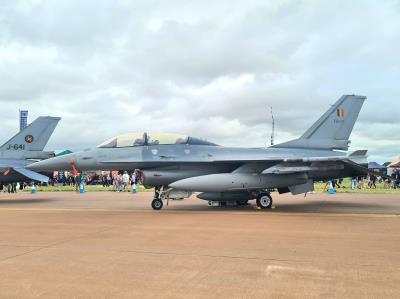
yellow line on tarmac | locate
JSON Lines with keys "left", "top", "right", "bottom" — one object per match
{"left": 0, "top": 207, "right": 399, "bottom": 218}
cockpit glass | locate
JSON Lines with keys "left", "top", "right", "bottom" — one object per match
{"left": 97, "top": 132, "right": 217, "bottom": 148}
{"left": 146, "top": 133, "right": 188, "bottom": 145}
{"left": 97, "top": 133, "right": 145, "bottom": 148}
{"left": 97, "top": 138, "right": 117, "bottom": 148}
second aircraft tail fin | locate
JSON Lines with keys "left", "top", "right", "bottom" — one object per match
{"left": 0, "top": 116, "right": 61, "bottom": 153}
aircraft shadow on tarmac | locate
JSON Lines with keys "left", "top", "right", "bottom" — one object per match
{"left": 166, "top": 200, "right": 391, "bottom": 214}
{"left": 0, "top": 198, "right": 55, "bottom": 204}
{"left": 268, "top": 201, "right": 390, "bottom": 213}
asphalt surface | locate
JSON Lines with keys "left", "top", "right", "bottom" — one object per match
{"left": 0, "top": 191, "right": 399, "bottom": 298}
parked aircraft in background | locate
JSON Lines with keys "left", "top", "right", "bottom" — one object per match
{"left": 29, "top": 95, "right": 378, "bottom": 210}
{"left": 388, "top": 157, "right": 400, "bottom": 169}
{"left": 0, "top": 116, "right": 60, "bottom": 185}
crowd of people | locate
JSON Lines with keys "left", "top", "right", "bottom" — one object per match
{"left": 111, "top": 171, "right": 141, "bottom": 192}
{"left": 323, "top": 169, "right": 400, "bottom": 192}
{"left": 50, "top": 170, "right": 143, "bottom": 193}
{"left": 0, "top": 182, "right": 28, "bottom": 193}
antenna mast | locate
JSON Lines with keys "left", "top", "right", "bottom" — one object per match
{"left": 270, "top": 107, "right": 275, "bottom": 146}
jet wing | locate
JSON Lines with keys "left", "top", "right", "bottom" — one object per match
{"left": 260, "top": 158, "right": 391, "bottom": 179}
{"left": 12, "top": 167, "right": 49, "bottom": 183}
{"left": 232, "top": 157, "right": 354, "bottom": 174}
{"left": 262, "top": 163, "right": 344, "bottom": 174}
{"left": 232, "top": 150, "right": 371, "bottom": 174}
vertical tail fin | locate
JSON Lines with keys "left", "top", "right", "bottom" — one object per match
{"left": 274, "top": 95, "right": 366, "bottom": 150}
{"left": 0, "top": 116, "right": 61, "bottom": 152}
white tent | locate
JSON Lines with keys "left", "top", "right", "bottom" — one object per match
{"left": 387, "top": 157, "right": 400, "bottom": 176}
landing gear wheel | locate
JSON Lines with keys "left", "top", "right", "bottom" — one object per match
{"left": 256, "top": 193, "right": 272, "bottom": 209}
{"left": 236, "top": 199, "right": 249, "bottom": 206}
{"left": 152, "top": 199, "right": 163, "bottom": 210}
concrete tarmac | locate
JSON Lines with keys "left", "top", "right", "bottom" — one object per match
{"left": 0, "top": 191, "right": 399, "bottom": 298}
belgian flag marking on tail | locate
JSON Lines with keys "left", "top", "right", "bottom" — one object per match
{"left": 337, "top": 108, "right": 345, "bottom": 118}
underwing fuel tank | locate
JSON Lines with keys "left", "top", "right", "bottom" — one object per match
{"left": 169, "top": 173, "right": 308, "bottom": 192}
{"left": 142, "top": 169, "right": 217, "bottom": 186}
{"left": 197, "top": 192, "right": 253, "bottom": 201}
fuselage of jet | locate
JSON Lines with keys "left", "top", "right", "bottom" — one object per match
{"left": 28, "top": 144, "right": 367, "bottom": 189}
{"left": 28, "top": 95, "right": 378, "bottom": 209}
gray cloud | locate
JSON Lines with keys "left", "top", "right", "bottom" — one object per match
{"left": 0, "top": 0, "right": 399, "bottom": 163}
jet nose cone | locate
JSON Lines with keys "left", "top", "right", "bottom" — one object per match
{"left": 28, "top": 155, "right": 72, "bottom": 172}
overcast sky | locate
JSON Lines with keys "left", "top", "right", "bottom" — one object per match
{"left": 0, "top": 0, "right": 399, "bottom": 163}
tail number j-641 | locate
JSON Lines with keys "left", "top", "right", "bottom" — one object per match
{"left": 6, "top": 144, "right": 25, "bottom": 150}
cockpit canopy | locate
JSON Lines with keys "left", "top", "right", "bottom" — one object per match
{"left": 97, "top": 132, "right": 217, "bottom": 148}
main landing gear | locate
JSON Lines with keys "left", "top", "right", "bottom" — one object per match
{"left": 151, "top": 186, "right": 163, "bottom": 210}
{"left": 236, "top": 199, "right": 249, "bottom": 206}
{"left": 256, "top": 192, "right": 273, "bottom": 209}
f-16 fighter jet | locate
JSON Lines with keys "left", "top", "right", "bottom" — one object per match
{"left": 29, "top": 95, "right": 376, "bottom": 210}
{"left": 0, "top": 116, "right": 60, "bottom": 185}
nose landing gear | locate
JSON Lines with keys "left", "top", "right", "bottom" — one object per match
{"left": 151, "top": 198, "right": 163, "bottom": 210}
{"left": 151, "top": 186, "right": 163, "bottom": 210}
{"left": 256, "top": 192, "right": 273, "bottom": 209}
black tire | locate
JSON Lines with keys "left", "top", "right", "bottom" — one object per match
{"left": 151, "top": 199, "right": 163, "bottom": 210}
{"left": 236, "top": 199, "right": 249, "bottom": 206}
{"left": 256, "top": 193, "right": 272, "bottom": 209}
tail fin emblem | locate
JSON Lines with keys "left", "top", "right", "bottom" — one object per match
{"left": 25, "top": 135, "right": 34, "bottom": 143}
{"left": 337, "top": 108, "right": 345, "bottom": 118}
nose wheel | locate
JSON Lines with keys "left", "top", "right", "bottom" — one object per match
{"left": 151, "top": 198, "right": 163, "bottom": 210}
{"left": 152, "top": 186, "right": 163, "bottom": 210}
{"left": 256, "top": 192, "right": 273, "bottom": 209}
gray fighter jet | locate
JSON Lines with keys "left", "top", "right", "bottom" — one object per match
{"left": 0, "top": 116, "right": 60, "bottom": 185}
{"left": 29, "top": 95, "right": 377, "bottom": 209}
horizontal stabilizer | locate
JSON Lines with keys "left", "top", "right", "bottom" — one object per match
{"left": 350, "top": 150, "right": 368, "bottom": 156}
{"left": 342, "top": 160, "right": 392, "bottom": 180}
{"left": 13, "top": 167, "right": 49, "bottom": 183}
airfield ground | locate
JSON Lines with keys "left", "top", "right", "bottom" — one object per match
{"left": 0, "top": 192, "right": 399, "bottom": 298}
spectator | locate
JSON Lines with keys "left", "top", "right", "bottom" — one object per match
{"left": 122, "top": 171, "right": 130, "bottom": 191}
{"left": 106, "top": 173, "right": 112, "bottom": 187}
{"left": 357, "top": 176, "right": 365, "bottom": 189}
{"left": 391, "top": 171, "right": 397, "bottom": 189}
{"left": 75, "top": 173, "right": 81, "bottom": 192}
{"left": 131, "top": 172, "right": 136, "bottom": 186}
{"left": 368, "top": 174, "right": 377, "bottom": 189}
{"left": 384, "top": 178, "right": 391, "bottom": 189}
{"left": 351, "top": 177, "right": 357, "bottom": 190}
{"left": 323, "top": 181, "right": 330, "bottom": 192}
{"left": 7, "top": 183, "right": 17, "bottom": 193}
{"left": 81, "top": 173, "right": 87, "bottom": 191}
{"left": 338, "top": 178, "right": 344, "bottom": 188}
{"left": 333, "top": 179, "right": 342, "bottom": 189}
{"left": 135, "top": 171, "right": 142, "bottom": 185}
{"left": 114, "top": 173, "right": 122, "bottom": 192}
